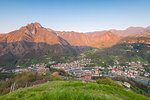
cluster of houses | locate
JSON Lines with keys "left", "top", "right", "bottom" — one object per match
{"left": 51, "top": 58, "right": 92, "bottom": 72}
{"left": 0, "top": 58, "right": 149, "bottom": 83}
{"left": 108, "top": 61, "right": 150, "bottom": 78}
{"left": 0, "top": 63, "right": 49, "bottom": 75}
{"left": 69, "top": 68, "right": 100, "bottom": 77}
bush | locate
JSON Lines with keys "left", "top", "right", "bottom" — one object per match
{"left": 53, "top": 76, "right": 63, "bottom": 81}
{"left": 0, "top": 72, "right": 43, "bottom": 95}
{"left": 96, "top": 78, "right": 123, "bottom": 88}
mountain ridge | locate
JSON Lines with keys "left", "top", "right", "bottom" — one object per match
{"left": 0, "top": 22, "right": 150, "bottom": 67}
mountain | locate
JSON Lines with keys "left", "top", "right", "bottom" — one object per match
{"left": 55, "top": 26, "right": 150, "bottom": 48}
{"left": 56, "top": 30, "right": 121, "bottom": 48}
{"left": 89, "top": 31, "right": 121, "bottom": 48}
{"left": 0, "top": 22, "right": 150, "bottom": 68}
{"left": 109, "top": 27, "right": 145, "bottom": 36}
{"left": 0, "top": 23, "right": 77, "bottom": 67}
{"left": 145, "top": 26, "right": 150, "bottom": 33}
{"left": 120, "top": 32, "right": 150, "bottom": 44}
{"left": 56, "top": 31, "right": 90, "bottom": 46}
{"left": 0, "top": 23, "right": 68, "bottom": 45}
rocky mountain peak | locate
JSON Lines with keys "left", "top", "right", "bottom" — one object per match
{"left": 105, "top": 31, "right": 113, "bottom": 35}
{"left": 19, "top": 22, "right": 42, "bottom": 34}
{"left": 26, "top": 22, "right": 42, "bottom": 28}
{"left": 20, "top": 22, "right": 42, "bottom": 29}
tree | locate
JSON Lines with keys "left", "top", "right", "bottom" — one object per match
{"left": 46, "top": 63, "right": 57, "bottom": 72}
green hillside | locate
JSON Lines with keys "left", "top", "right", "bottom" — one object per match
{"left": 1, "top": 80, "right": 149, "bottom": 100}
{"left": 82, "top": 43, "right": 150, "bottom": 71}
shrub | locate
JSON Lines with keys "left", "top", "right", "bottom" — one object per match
{"left": 96, "top": 78, "right": 123, "bottom": 88}
{"left": 53, "top": 76, "right": 63, "bottom": 81}
{"left": 0, "top": 72, "right": 43, "bottom": 95}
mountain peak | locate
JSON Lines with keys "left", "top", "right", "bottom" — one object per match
{"left": 18, "top": 22, "right": 43, "bottom": 35}
{"left": 105, "top": 31, "right": 114, "bottom": 36}
{"left": 26, "top": 22, "right": 42, "bottom": 28}
{"left": 20, "top": 22, "right": 42, "bottom": 30}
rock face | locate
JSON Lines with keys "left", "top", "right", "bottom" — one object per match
{"left": 56, "top": 31, "right": 90, "bottom": 46}
{"left": 0, "top": 23, "right": 67, "bottom": 45}
{"left": 89, "top": 31, "right": 121, "bottom": 48}
{"left": 56, "top": 30, "right": 121, "bottom": 48}
{"left": 0, "top": 23, "right": 77, "bottom": 66}
{"left": 55, "top": 26, "right": 150, "bottom": 47}
{"left": 0, "top": 22, "right": 150, "bottom": 67}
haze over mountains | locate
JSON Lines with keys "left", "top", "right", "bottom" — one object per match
{"left": 0, "top": 22, "right": 150, "bottom": 67}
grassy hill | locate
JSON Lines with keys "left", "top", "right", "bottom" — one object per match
{"left": 1, "top": 80, "right": 149, "bottom": 100}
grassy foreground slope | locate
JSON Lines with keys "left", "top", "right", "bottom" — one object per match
{"left": 1, "top": 80, "right": 149, "bottom": 100}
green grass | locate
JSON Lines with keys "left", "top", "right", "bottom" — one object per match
{"left": 146, "top": 50, "right": 150, "bottom": 54}
{"left": 120, "top": 49, "right": 127, "bottom": 52}
{"left": 129, "top": 57, "right": 137, "bottom": 61}
{"left": 129, "top": 56, "right": 148, "bottom": 64}
{"left": 98, "top": 48, "right": 104, "bottom": 52}
{"left": 30, "top": 59, "right": 38, "bottom": 64}
{"left": 109, "top": 55, "right": 119, "bottom": 62}
{"left": 1, "top": 80, "right": 149, "bottom": 100}
{"left": 83, "top": 49, "right": 99, "bottom": 58}
{"left": 18, "top": 64, "right": 26, "bottom": 66}
{"left": 137, "top": 57, "right": 148, "bottom": 64}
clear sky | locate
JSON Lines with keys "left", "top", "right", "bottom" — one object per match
{"left": 0, "top": 0, "right": 150, "bottom": 33}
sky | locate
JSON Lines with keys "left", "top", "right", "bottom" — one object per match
{"left": 0, "top": 0, "right": 150, "bottom": 33}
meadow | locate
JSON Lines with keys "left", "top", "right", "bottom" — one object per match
{"left": 1, "top": 80, "right": 149, "bottom": 100}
